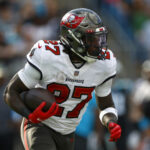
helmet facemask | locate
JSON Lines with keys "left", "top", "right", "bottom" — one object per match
{"left": 82, "top": 29, "right": 108, "bottom": 60}
{"left": 61, "top": 27, "right": 108, "bottom": 62}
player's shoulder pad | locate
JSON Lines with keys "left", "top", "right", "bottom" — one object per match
{"left": 27, "top": 39, "right": 61, "bottom": 60}
{"left": 27, "top": 40, "right": 62, "bottom": 69}
{"left": 27, "top": 40, "right": 45, "bottom": 67}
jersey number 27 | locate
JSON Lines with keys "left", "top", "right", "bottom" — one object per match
{"left": 47, "top": 83, "right": 94, "bottom": 118}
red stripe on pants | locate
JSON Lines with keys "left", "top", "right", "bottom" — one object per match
{"left": 24, "top": 119, "right": 29, "bottom": 150}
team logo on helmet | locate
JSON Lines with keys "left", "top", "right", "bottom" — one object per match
{"left": 61, "top": 14, "right": 85, "bottom": 29}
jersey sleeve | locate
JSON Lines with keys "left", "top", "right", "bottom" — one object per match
{"left": 104, "top": 49, "right": 117, "bottom": 77}
{"left": 95, "top": 79, "right": 113, "bottom": 97}
{"left": 100, "top": 49, "right": 117, "bottom": 84}
{"left": 18, "top": 40, "right": 45, "bottom": 88}
{"left": 18, "top": 63, "right": 41, "bottom": 89}
{"left": 95, "top": 50, "right": 117, "bottom": 97}
{"left": 26, "top": 40, "right": 44, "bottom": 79}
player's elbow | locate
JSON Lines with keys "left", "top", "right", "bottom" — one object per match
{"left": 3, "top": 83, "right": 15, "bottom": 106}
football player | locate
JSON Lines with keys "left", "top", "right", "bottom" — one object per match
{"left": 4, "top": 8, "right": 121, "bottom": 150}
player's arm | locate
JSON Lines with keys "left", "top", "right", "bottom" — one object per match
{"left": 95, "top": 79, "right": 121, "bottom": 142}
{"left": 4, "top": 41, "right": 42, "bottom": 118}
{"left": 4, "top": 63, "right": 58, "bottom": 123}
{"left": 96, "top": 93, "right": 117, "bottom": 127}
{"left": 4, "top": 74, "right": 31, "bottom": 118}
{"left": 4, "top": 60, "right": 42, "bottom": 118}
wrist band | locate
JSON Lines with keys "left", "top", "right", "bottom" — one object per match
{"left": 99, "top": 107, "right": 118, "bottom": 125}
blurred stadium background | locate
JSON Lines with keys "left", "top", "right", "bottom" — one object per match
{"left": 1, "top": 0, "right": 150, "bottom": 150}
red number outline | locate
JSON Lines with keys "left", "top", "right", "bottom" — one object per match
{"left": 67, "top": 86, "right": 95, "bottom": 118}
{"left": 101, "top": 51, "right": 110, "bottom": 60}
{"left": 45, "top": 45, "right": 60, "bottom": 55}
{"left": 44, "top": 40, "right": 58, "bottom": 45}
{"left": 43, "top": 40, "right": 60, "bottom": 55}
{"left": 47, "top": 83, "right": 70, "bottom": 117}
{"left": 47, "top": 83, "right": 95, "bottom": 118}
{"left": 105, "top": 51, "right": 110, "bottom": 59}
{"left": 47, "top": 83, "right": 70, "bottom": 104}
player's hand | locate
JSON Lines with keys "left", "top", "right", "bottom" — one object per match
{"left": 28, "top": 101, "right": 59, "bottom": 123}
{"left": 108, "top": 122, "right": 121, "bottom": 142}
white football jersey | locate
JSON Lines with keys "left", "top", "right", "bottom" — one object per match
{"left": 18, "top": 40, "right": 117, "bottom": 135}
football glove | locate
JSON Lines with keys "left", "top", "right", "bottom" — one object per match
{"left": 28, "top": 101, "right": 59, "bottom": 123}
{"left": 108, "top": 122, "right": 122, "bottom": 142}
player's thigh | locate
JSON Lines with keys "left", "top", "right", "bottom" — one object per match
{"left": 50, "top": 129, "right": 75, "bottom": 150}
{"left": 20, "top": 118, "right": 56, "bottom": 150}
{"left": 61, "top": 132, "right": 75, "bottom": 150}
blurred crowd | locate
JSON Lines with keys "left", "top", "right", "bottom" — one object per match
{"left": 1, "top": 0, "right": 150, "bottom": 150}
